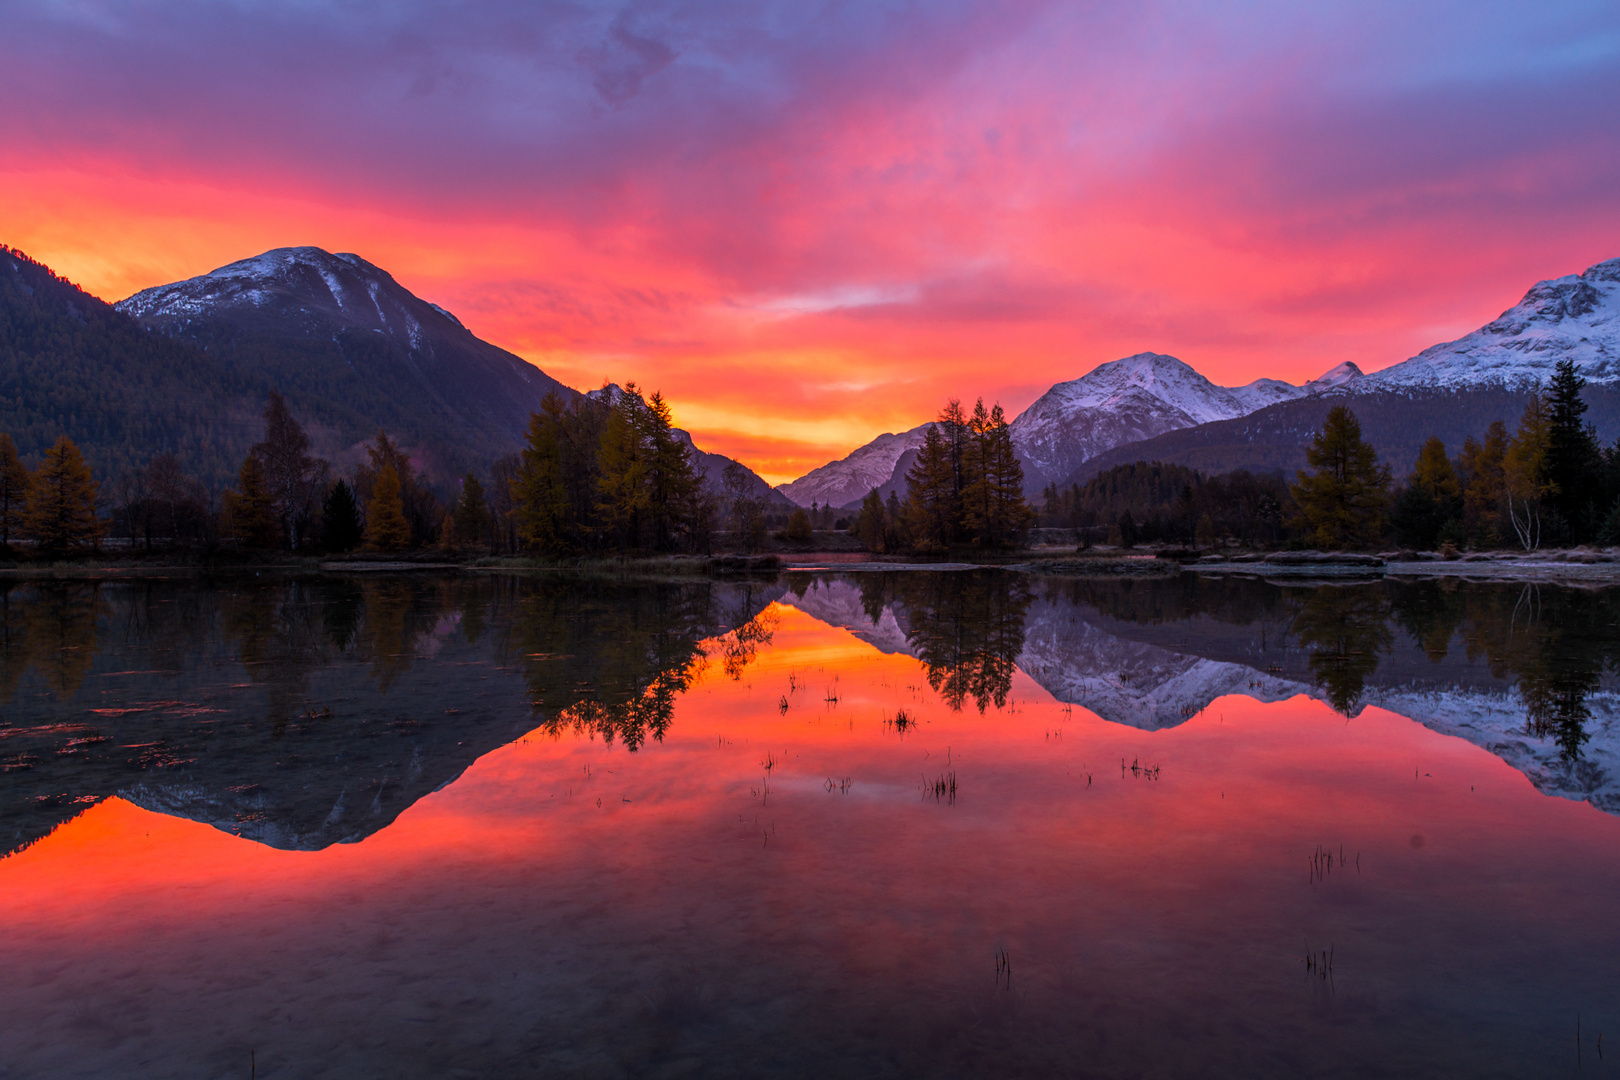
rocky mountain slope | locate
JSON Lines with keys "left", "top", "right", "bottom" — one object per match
{"left": 776, "top": 426, "right": 930, "bottom": 508}
{"left": 1365, "top": 257, "right": 1620, "bottom": 390}
{"left": 1067, "top": 256, "right": 1620, "bottom": 483}
{"left": 778, "top": 353, "right": 1356, "bottom": 506}
{"left": 1007, "top": 352, "right": 1359, "bottom": 490}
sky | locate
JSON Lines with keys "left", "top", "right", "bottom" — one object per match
{"left": 3, "top": 1, "right": 1619, "bottom": 484}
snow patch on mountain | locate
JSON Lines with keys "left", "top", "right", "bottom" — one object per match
{"left": 1008, "top": 352, "right": 1352, "bottom": 489}
{"left": 1365, "top": 257, "right": 1620, "bottom": 390}
{"left": 776, "top": 426, "right": 930, "bottom": 508}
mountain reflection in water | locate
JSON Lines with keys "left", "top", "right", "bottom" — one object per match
{"left": 1, "top": 570, "right": 1619, "bottom": 1076}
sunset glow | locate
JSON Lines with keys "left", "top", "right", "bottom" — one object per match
{"left": 4, "top": 2, "right": 1618, "bottom": 481}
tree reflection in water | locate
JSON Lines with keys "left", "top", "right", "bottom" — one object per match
{"left": 0, "top": 583, "right": 102, "bottom": 703}
{"left": 1289, "top": 585, "right": 1394, "bottom": 716}
{"left": 855, "top": 571, "right": 1033, "bottom": 712}
{"left": 509, "top": 580, "right": 778, "bottom": 751}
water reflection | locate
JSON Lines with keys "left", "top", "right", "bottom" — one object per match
{"left": 509, "top": 579, "right": 778, "bottom": 750}
{"left": 3, "top": 570, "right": 1619, "bottom": 861}
{"left": 0, "top": 576, "right": 775, "bottom": 855}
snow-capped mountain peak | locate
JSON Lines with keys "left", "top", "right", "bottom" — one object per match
{"left": 1007, "top": 352, "right": 1340, "bottom": 489}
{"left": 1365, "top": 257, "right": 1620, "bottom": 390}
{"left": 117, "top": 247, "right": 465, "bottom": 345}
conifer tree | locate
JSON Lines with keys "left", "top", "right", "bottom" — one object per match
{"left": 1458, "top": 421, "right": 1509, "bottom": 547}
{"left": 643, "top": 391, "right": 698, "bottom": 551}
{"left": 854, "top": 488, "right": 888, "bottom": 552}
{"left": 596, "top": 387, "right": 651, "bottom": 549}
{"left": 0, "top": 433, "right": 29, "bottom": 548}
{"left": 24, "top": 436, "right": 101, "bottom": 550}
{"left": 1290, "top": 405, "right": 1391, "bottom": 549}
{"left": 364, "top": 462, "right": 411, "bottom": 551}
{"left": 356, "top": 431, "right": 436, "bottom": 546}
{"left": 253, "top": 391, "right": 324, "bottom": 549}
{"left": 453, "top": 473, "right": 491, "bottom": 551}
{"left": 1544, "top": 359, "right": 1601, "bottom": 537}
{"left": 1390, "top": 436, "right": 1464, "bottom": 550}
{"left": 514, "top": 395, "right": 575, "bottom": 555}
{"left": 904, "top": 424, "right": 957, "bottom": 551}
{"left": 222, "top": 454, "right": 279, "bottom": 549}
{"left": 320, "top": 479, "right": 363, "bottom": 552}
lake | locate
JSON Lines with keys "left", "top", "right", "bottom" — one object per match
{"left": 1, "top": 570, "right": 1617, "bottom": 1078}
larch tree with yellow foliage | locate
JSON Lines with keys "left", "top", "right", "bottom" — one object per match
{"left": 365, "top": 462, "right": 411, "bottom": 551}
{"left": 24, "top": 436, "right": 102, "bottom": 550}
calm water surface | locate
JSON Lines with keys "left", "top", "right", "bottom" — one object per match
{"left": 1, "top": 571, "right": 1618, "bottom": 1078}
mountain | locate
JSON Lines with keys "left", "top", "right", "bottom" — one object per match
{"left": 778, "top": 354, "right": 1353, "bottom": 507}
{"left": 776, "top": 426, "right": 930, "bottom": 508}
{"left": 1364, "top": 257, "right": 1620, "bottom": 390}
{"left": 1, "top": 245, "right": 265, "bottom": 488}
{"left": 0, "top": 243, "right": 778, "bottom": 498}
{"left": 1008, "top": 352, "right": 1359, "bottom": 491}
{"left": 1065, "top": 257, "right": 1620, "bottom": 483}
{"left": 118, "top": 246, "right": 577, "bottom": 480}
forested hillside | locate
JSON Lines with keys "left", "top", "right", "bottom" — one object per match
{"left": 117, "top": 247, "right": 577, "bottom": 482}
{"left": 1066, "top": 386, "right": 1620, "bottom": 485}
{"left": 0, "top": 246, "right": 263, "bottom": 488}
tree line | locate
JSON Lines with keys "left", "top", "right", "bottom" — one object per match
{"left": 852, "top": 398, "right": 1035, "bottom": 553}
{"left": 11, "top": 358, "right": 1619, "bottom": 558}
{"left": 1037, "top": 359, "right": 1620, "bottom": 552}
{"left": 0, "top": 382, "right": 744, "bottom": 559}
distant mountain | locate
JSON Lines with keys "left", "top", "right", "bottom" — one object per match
{"left": 1364, "top": 257, "right": 1620, "bottom": 390}
{"left": 776, "top": 426, "right": 929, "bottom": 508}
{"left": 1065, "top": 257, "right": 1620, "bottom": 484}
{"left": 1008, "top": 352, "right": 1360, "bottom": 491}
{"left": 118, "top": 246, "right": 577, "bottom": 480}
{"left": 778, "top": 354, "right": 1351, "bottom": 507}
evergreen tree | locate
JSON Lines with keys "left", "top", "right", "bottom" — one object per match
{"left": 364, "top": 462, "right": 411, "bottom": 551}
{"left": 978, "top": 402, "right": 1033, "bottom": 546}
{"left": 904, "top": 424, "right": 957, "bottom": 551}
{"left": 0, "top": 433, "right": 29, "bottom": 548}
{"left": 453, "top": 473, "right": 492, "bottom": 551}
{"left": 781, "top": 507, "right": 812, "bottom": 544}
{"left": 356, "top": 431, "right": 438, "bottom": 547}
{"left": 253, "top": 391, "right": 324, "bottom": 550}
{"left": 854, "top": 488, "right": 889, "bottom": 553}
{"left": 514, "top": 395, "right": 575, "bottom": 555}
{"left": 1290, "top": 405, "right": 1391, "bottom": 549}
{"left": 1458, "top": 421, "right": 1509, "bottom": 548}
{"left": 222, "top": 454, "right": 279, "bottom": 549}
{"left": 321, "top": 479, "right": 363, "bottom": 552}
{"left": 1390, "top": 437, "right": 1464, "bottom": 550}
{"left": 596, "top": 388, "right": 651, "bottom": 549}
{"left": 24, "top": 436, "right": 101, "bottom": 550}
{"left": 643, "top": 391, "right": 699, "bottom": 551}
{"left": 1116, "top": 508, "right": 1137, "bottom": 548}
{"left": 1543, "top": 359, "right": 1601, "bottom": 538}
